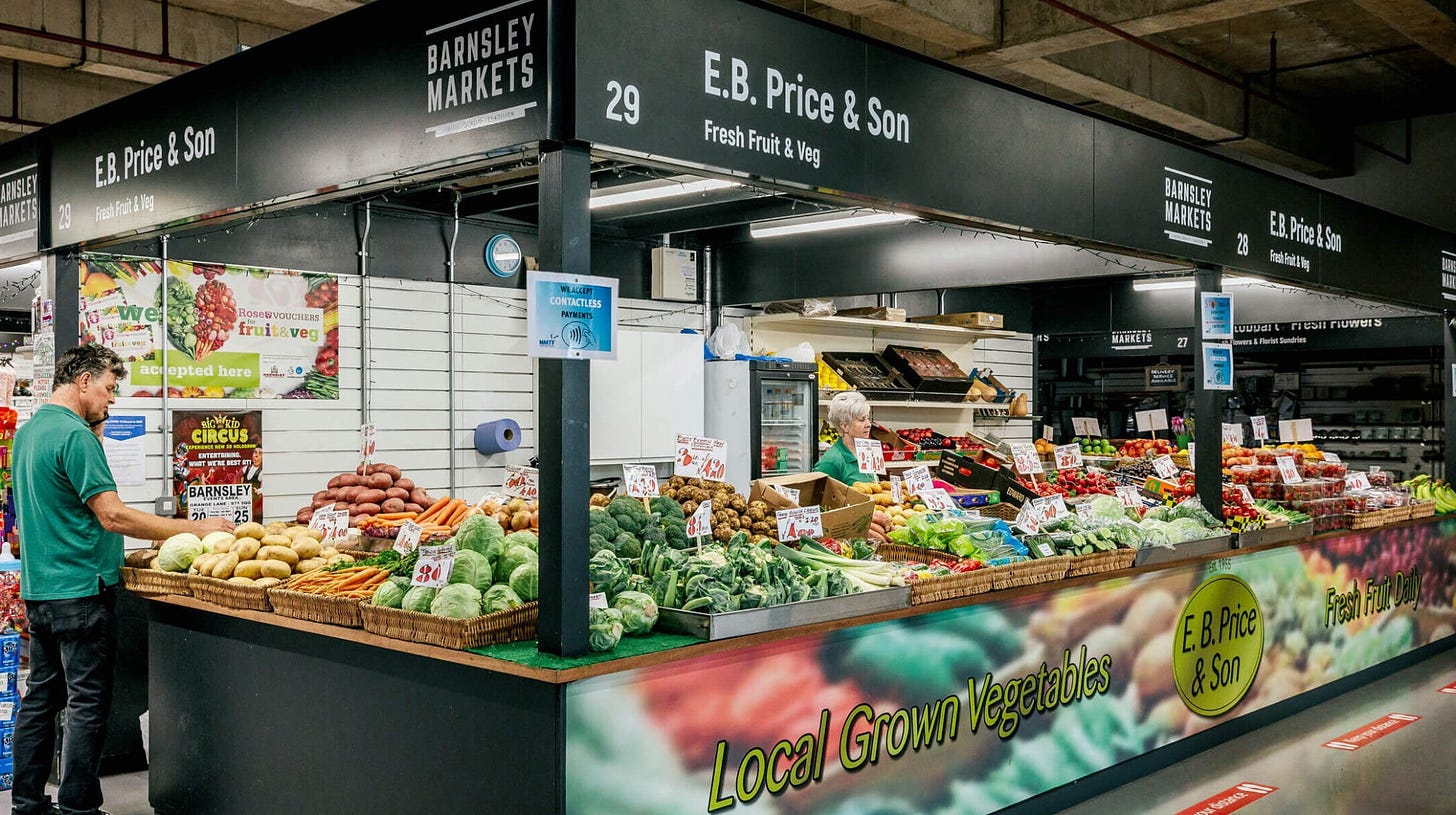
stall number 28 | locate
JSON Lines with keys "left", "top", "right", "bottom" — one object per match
{"left": 606, "top": 81, "right": 641, "bottom": 124}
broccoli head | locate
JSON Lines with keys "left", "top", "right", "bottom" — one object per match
{"left": 607, "top": 497, "right": 652, "bottom": 536}
{"left": 650, "top": 496, "right": 686, "bottom": 521}
{"left": 639, "top": 523, "right": 667, "bottom": 549}
{"left": 613, "top": 531, "right": 643, "bottom": 559}
{"left": 589, "top": 533, "right": 615, "bottom": 556}
{"left": 659, "top": 517, "right": 690, "bottom": 550}
{"left": 588, "top": 508, "right": 621, "bottom": 541}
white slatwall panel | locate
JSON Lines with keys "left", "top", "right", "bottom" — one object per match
{"left": 973, "top": 333, "right": 1035, "bottom": 444}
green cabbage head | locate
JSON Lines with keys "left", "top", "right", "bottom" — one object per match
{"left": 496, "top": 543, "right": 537, "bottom": 584}
{"left": 401, "top": 586, "right": 437, "bottom": 613}
{"left": 588, "top": 607, "right": 624, "bottom": 653}
{"left": 482, "top": 583, "right": 524, "bottom": 614}
{"left": 371, "top": 581, "right": 406, "bottom": 608}
{"left": 448, "top": 549, "right": 495, "bottom": 593}
{"left": 156, "top": 534, "right": 205, "bottom": 573}
{"left": 456, "top": 515, "right": 506, "bottom": 560}
{"left": 430, "top": 583, "right": 483, "bottom": 619}
{"left": 509, "top": 561, "right": 539, "bottom": 602}
{"left": 611, "top": 591, "right": 658, "bottom": 636}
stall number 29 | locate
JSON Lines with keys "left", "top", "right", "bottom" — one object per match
{"left": 606, "top": 81, "right": 641, "bottom": 124}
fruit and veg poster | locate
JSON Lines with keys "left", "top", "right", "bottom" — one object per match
{"left": 171, "top": 410, "right": 262, "bottom": 522}
{"left": 78, "top": 253, "right": 339, "bottom": 399}
{"left": 565, "top": 518, "right": 1456, "bottom": 814}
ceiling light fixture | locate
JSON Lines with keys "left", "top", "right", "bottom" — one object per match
{"left": 588, "top": 177, "right": 740, "bottom": 209}
{"left": 750, "top": 210, "right": 915, "bottom": 239}
{"left": 1132, "top": 275, "right": 1262, "bottom": 292}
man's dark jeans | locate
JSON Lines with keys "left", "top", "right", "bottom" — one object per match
{"left": 12, "top": 584, "right": 117, "bottom": 815}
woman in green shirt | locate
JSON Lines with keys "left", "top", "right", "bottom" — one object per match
{"left": 815, "top": 391, "right": 878, "bottom": 485}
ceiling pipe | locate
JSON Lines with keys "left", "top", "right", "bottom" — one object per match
{"left": 0, "top": 20, "right": 203, "bottom": 69}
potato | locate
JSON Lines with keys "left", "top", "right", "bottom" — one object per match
{"left": 190, "top": 553, "right": 219, "bottom": 575}
{"left": 384, "top": 487, "right": 409, "bottom": 502}
{"left": 354, "top": 503, "right": 381, "bottom": 516}
{"left": 380, "top": 498, "right": 406, "bottom": 514}
{"left": 291, "top": 538, "right": 323, "bottom": 559}
{"left": 124, "top": 549, "right": 156, "bottom": 568}
{"left": 234, "top": 522, "right": 267, "bottom": 540}
{"left": 312, "top": 490, "right": 331, "bottom": 504}
{"left": 260, "top": 534, "right": 293, "bottom": 548}
{"left": 327, "top": 475, "right": 345, "bottom": 489}
{"left": 337, "top": 486, "right": 360, "bottom": 502}
{"left": 211, "top": 553, "right": 240, "bottom": 579}
{"left": 380, "top": 464, "right": 403, "bottom": 481}
{"left": 293, "top": 527, "right": 324, "bottom": 542}
{"left": 264, "top": 521, "right": 289, "bottom": 536}
{"left": 259, "top": 545, "right": 300, "bottom": 566}
{"left": 254, "top": 577, "right": 283, "bottom": 589}
{"left": 311, "top": 495, "right": 333, "bottom": 510}
{"left": 320, "top": 547, "right": 340, "bottom": 559}
{"left": 404, "top": 502, "right": 424, "bottom": 514}
{"left": 296, "top": 508, "right": 315, "bottom": 525}
{"left": 348, "top": 515, "right": 367, "bottom": 528}
{"left": 410, "top": 489, "right": 432, "bottom": 507}
{"left": 231, "top": 538, "right": 261, "bottom": 560}
{"left": 366, "top": 473, "right": 393, "bottom": 490}
{"left": 234, "top": 559, "right": 265, "bottom": 579}
{"left": 258, "top": 560, "right": 292, "bottom": 580}
{"left": 355, "top": 463, "right": 367, "bottom": 476}
{"left": 296, "top": 557, "right": 327, "bottom": 573}
{"left": 512, "top": 510, "right": 533, "bottom": 531}
{"left": 227, "top": 576, "right": 257, "bottom": 586}
{"left": 326, "top": 554, "right": 355, "bottom": 566}
{"left": 394, "top": 477, "right": 415, "bottom": 492}
{"left": 356, "top": 489, "right": 388, "bottom": 505}
{"left": 339, "top": 474, "right": 361, "bottom": 487}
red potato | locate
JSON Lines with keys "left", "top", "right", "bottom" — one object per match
{"left": 356, "top": 488, "right": 388, "bottom": 505}
{"left": 356, "top": 464, "right": 367, "bottom": 476}
{"left": 395, "top": 477, "right": 415, "bottom": 492}
{"left": 380, "top": 498, "right": 406, "bottom": 514}
{"left": 296, "top": 507, "right": 315, "bottom": 524}
{"left": 349, "top": 514, "right": 366, "bottom": 528}
{"left": 367, "top": 473, "right": 393, "bottom": 490}
{"left": 338, "top": 474, "right": 361, "bottom": 488}
{"left": 354, "top": 502, "right": 381, "bottom": 516}
{"left": 323, "top": 488, "right": 340, "bottom": 501}
{"left": 364, "top": 463, "right": 383, "bottom": 476}
{"left": 385, "top": 487, "right": 410, "bottom": 501}
{"left": 409, "top": 489, "right": 433, "bottom": 508}
{"left": 312, "top": 490, "right": 330, "bottom": 503}
{"left": 403, "top": 503, "right": 424, "bottom": 514}
{"left": 327, "top": 475, "right": 344, "bottom": 489}
{"left": 379, "top": 465, "right": 403, "bottom": 481}
{"left": 311, "top": 496, "right": 332, "bottom": 510}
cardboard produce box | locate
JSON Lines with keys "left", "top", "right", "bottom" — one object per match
{"left": 910, "top": 311, "right": 1005, "bottom": 330}
{"left": 994, "top": 467, "right": 1041, "bottom": 508}
{"left": 754, "top": 473, "right": 876, "bottom": 539}
{"left": 869, "top": 424, "right": 919, "bottom": 462}
{"left": 936, "top": 450, "right": 1000, "bottom": 490}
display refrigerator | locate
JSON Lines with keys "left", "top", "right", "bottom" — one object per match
{"left": 705, "top": 360, "right": 818, "bottom": 489}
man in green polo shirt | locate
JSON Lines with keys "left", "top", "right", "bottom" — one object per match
{"left": 11, "top": 344, "right": 231, "bottom": 815}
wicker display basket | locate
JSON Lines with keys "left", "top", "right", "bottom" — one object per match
{"left": 360, "top": 601, "right": 539, "bottom": 650}
{"left": 1064, "top": 548, "right": 1137, "bottom": 578}
{"left": 1349, "top": 508, "right": 1394, "bottom": 530}
{"left": 119, "top": 567, "right": 192, "bottom": 597}
{"left": 187, "top": 575, "right": 273, "bottom": 612}
{"left": 873, "top": 542, "right": 953, "bottom": 564}
{"left": 908, "top": 569, "right": 996, "bottom": 605}
{"left": 266, "top": 587, "right": 366, "bottom": 628}
{"left": 1408, "top": 501, "right": 1437, "bottom": 519}
{"left": 983, "top": 502, "right": 1021, "bottom": 522}
{"left": 990, "top": 555, "right": 1070, "bottom": 591}
{"left": 1387, "top": 505, "right": 1413, "bottom": 522}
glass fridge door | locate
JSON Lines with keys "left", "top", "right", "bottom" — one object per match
{"left": 758, "top": 377, "right": 816, "bottom": 476}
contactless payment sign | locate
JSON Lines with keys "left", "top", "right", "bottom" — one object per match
{"left": 526, "top": 270, "right": 619, "bottom": 360}
{"left": 1174, "top": 573, "right": 1264, "bottom": 717}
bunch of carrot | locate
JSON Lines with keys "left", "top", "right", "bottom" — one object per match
{"left": 358, "top": 498, "right": 472, "bottom": 539}
{"left": 284, "top": 566, "right": 392, "bottom": 598}
{"left": 416, "top": 496, "right": 474, "bottom": 530}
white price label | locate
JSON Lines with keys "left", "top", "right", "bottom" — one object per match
{"left": 1075, "top": 501, "right": 1094, "bottom": 520}
{"left": 890, "top": 476, "right": 902, "bottom": 505}
{"left": 687, "top": 499, "right": 713, "bottom": 539}
{"left": 1345, "top": 473, "right": 1371, "bottom": 491}
{"left": 410, "top": 543, "right": 456, "bottom": 588}
{"left": 185, "top": 484, "right": 252, "bottom": 525}
{"left": 1278, "top": 418, "right": 1314, "bottom": 443}
{"left": 622, "top": 465, "right": 660, "bottom": 498}
{"left": 1116, "top": 485, "right": 1142, "bottom": 508}
{"left": 776, "top": 506, "right": 825, "bottom": 542}
{"left": 674, "top": 434, "right": 729, "bottom": 482}
{"left": 503, "top": 465, "right": 539, "bottom": 502}
{"left": 360, "top": 423, "right": 377, "bottom": 465}
{"left": 394, "top": 521, "right": 423, "bottom": 554}
{"left": 902, "top": 465, "right": 934, "bottom": 496}
{"left": 1222, "top": 423, "right": 1244, "bottom": 446}
{"left": 1187, "top": 442, "right": 1196, "bottom": 460}
{"left": 309, "top": 509, "right": 349, "bottom": 543}
{"left": 1072, "top": 417, "right": 1102, "bottom": 437}
{"left": 770, "top": 484, "right": 801, "bottom": 505}
{"left": 1152, "top": 455, "right": 1179, "bottom": 479}
{"left": 1276, "top": 456, "right": 1303, "bottom": 484}
{"left": 1043, "top": 494, "right": 1069, "bottom": 518}
{"left": 1323, "top": 452, "right": 1341, "bottom": 464}
{"left": 1250, "top": 416, "right": 1269, "bottom": 441}
{"left": 1042, "top": 425, "right": 1055, "bottom": 442}
{"left": 1011, "top": 443, "right": 1044, "bottom": 475}
{"left": 920, "top": 489, "right": 957, "bottom": 512}
{"left": 1015, "top": 504, "right": 1041, "bottom": 534}
{"left": 474, "top": 491, "right": 512, "bottom": 510}
{"left": 588, "top": 591, "right": 609, "bottom": 610}
{"left": 1017, "top": 496, "right": 1065, "bottom": 532}
{"left": 1053, "top": 444, "right": 1083, "bottom": 471}
{"left": 1135, "top": 409, "right": 1170, "bottom": 432}
{"left": 1235, "top": 484, "right": 1254, "bottom": 504}
{"left": 854, "top": 437, "right": 887, "bottom": 475}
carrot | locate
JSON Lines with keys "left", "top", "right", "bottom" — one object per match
{"left": 418, "top": 497, "right": 455, "bottom": 524}
{"left": 445, "top": 503, "right": 469, "bottom": 527}
{"left": 376, "top": 512, "right": 418, "bottom": 521}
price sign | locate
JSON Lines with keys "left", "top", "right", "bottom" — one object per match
{"left": 903, "top": 465, "right": 934, "bottom": 496}
{"left": 1072, "top": 417, "right": 1102, "bottom": 437}
{"left": 1015, "top": 503, "right": 1042, "bottom": 534}
{"left": 309, "top": 509, "right": 349, "bottom": 543}
{"left": 1016, "top": 496, "right": 1064, "bottom": 533}
{"left": 1276, "top": 456, "right": 1303, "bottom": 484}
{"left": 588, "top": 592, "right": 609, "bottom": 610}
{"left": 410, "top": 543, "right": 456, "bottom": 588}
{"left": 1116, "top": 485, "right": 1142, "bottom": 508}
{"left": 776, "top": 506, "right": 825, "bottom": 542}
{"left": 503, "top": 465, "right": 539, "bottom": 502}
{"left": 186, "top": 484, "right": 252, "bottom": 524}
{"left": 770, "top": 484, "right": 801, "bottom": 505}
{"left": 1250, "top": 416, "right": 1270, "bottom": 441}
{"left": 1075, "top": 501, "right": 1094, "bottom": 520}
{"left": 1011, "top": 443, "right": 1044, "bottom": 475}
{"left": 1345, "top": 473, "right": 1371, "bottom": 491}
{"left": 674, "top": 434, "right": 729, "bottom": 482}
{"left": 622, "top": 465, "right": 660, "bottom": 498}
{"left": 687, "top": 499, "right": 713, "bottom": 539}
{"left": 1152, "top": 455, "right": 1179, "bottom": 479}
{"left": 1054, "top": 444, "right": 1083, "bottom": 471}
{"left": 1135, "top": 409, "right": 1170, "bottom": 432}
{"left": 920, "top": 489, "right": 957, "bottom": 512}
{"left": 1042, "top": 494, "right": 1069, "bottom": 518}
{"left": 1222, "top": 423, "right": 1244, "bottom": 446}
{"left": 394, "top": 521, "right": 423, "bottom": 554}
{"left": 1323, "top": 452, "right": 1341, "bottom": 464}
{"left": 854, "top": 437, "right": 886, "bottom": 475}
{"left": 890, "top": 476, "right": 902, "bottom": 504}
{"left": 1278, "top": 418, "right": 1314, "bottom": 443}
{"left": 360, "top": 423, "right": 377, "bottom": 465}
{"left": 1027, "top": 537, "right": 1057, "bottom": 558}
{"left": 1235, "top": 485, "right": 1255, "bottom": 505}
{"left": 1041, "top": 424, "right": 1055, "bottom": 442}
{"left": 1370, "top": 465, "right": 1382, "bottom": 474}
{"left": 474, "top": 491, "right": 512, "bottom": 510}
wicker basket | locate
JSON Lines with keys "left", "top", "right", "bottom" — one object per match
{"left": 1387, "top": 505, "right": 1413, "bottom": 522}
{"left": 1064, "top": 548, "right": 1137, "bottom": 577}
{"left": 1349, "top": 509, "right": 1392, "bottom": 530}
{"left": 873, "top": 542, "right": 955, "bottom": 564}
{"left": 1408, "top": 501, "right": 1437, "bottom": 519}
{"left": 188, "top": 575, "right": 273, "bottom": 612}
{"left": 983, "top": 502, "right": 1021, "bottom": 522}
{"left": 119, "top": 567, "right": 192, "bottom": 597}
{"left": 990, "top": 556, "right": 1070, "bottom": 591}
{"left": 360, "top": 601, "right": 539, "bottom": 650}
{"left": 908, "top": 569, "right": 997, "bottom": 605}
{"left": 266, "top": 587, "right": 366, "bottom": 628}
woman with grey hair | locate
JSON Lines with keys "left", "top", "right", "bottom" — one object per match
{"left": 814, "top": 391, "right": 877, "bottom": 485}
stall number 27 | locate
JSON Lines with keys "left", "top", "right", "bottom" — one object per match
{"left": 606, "top": 81, "right": 641, "bottom": 124}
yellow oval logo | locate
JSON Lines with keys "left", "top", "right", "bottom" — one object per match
{"left": 1173, "top": 573, "right": 1264, "bottom": 717}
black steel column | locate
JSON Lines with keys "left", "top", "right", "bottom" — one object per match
{"left": 1193, "top": 266, "right": 1224, "bottom": 518}
{"left": 536, "top": 141, "right": 592, "bottom": 657}
{"left": 1444, "top": 318, "right": 1456, "bottom": 480}
{"left": 53, "top": 254, "right": 80, "bottom": 355}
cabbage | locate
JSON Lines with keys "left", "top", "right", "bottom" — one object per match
{"left": 611, "top": 590, "right": 658, "bottom": 636}
{"left": 481, "top": 584, "right": 524, "bottom": 614}
{"left": 509, "top": 561, "right": 539, "bottom": 601}
{"left": 430, "top": 583, "right": 483, "bottom": 619}
{"left": 156, "top": 533, "right": 205, "bottom": 572}
{"left": 589, "top": 607, "right": 624, "bottom": 652}
{"left": 496, "top": 543, "right": 537, "bottom": 584}
{"left": 503, "top": 530, "right": 539, "bottom": 554}
{"left": 371, "top": 581, "right": 406, "bottom": 608}
{"left": 456, "top": 515, "right": 506, "bottom": 560}
{"left": 401, "top": 586, "right": 437, "bottom": 613}
{"left": 447, "top": 549, "right": 494, "bottom": 593}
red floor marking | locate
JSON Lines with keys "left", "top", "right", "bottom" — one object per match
{"left": 1323, "top": 712, "right": 1421, "bottom": 751}
{"left": 1173, "top": 782, "right": 1279, "bottom": 815}
{"left": 1439, "top": 680, "right": 1456, "bottom": 695}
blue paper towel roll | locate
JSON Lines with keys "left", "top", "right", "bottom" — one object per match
{"left": 475, "top": 418, "right": 522, "bottom": 455}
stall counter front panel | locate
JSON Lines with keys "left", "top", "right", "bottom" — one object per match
{"left": 565, "top": 519, "right": 1456, "bottom": 814}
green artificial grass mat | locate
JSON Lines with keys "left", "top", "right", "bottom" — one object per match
{"left": 469, "top": 632, "right": 703, "bottom": 669}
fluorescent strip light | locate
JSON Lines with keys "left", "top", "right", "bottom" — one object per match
{"left": 750, "top": 211, "right": 914, "bottom": 239}
{"left": 1132, "top": 278, "right": 1195, "bottom": 292}
{"left": 589, "top": 177, "right": 740, "bottom": 209}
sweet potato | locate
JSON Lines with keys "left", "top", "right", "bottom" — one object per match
{"left": 354, "top": 502, "right": 381, "bottom": 516}
{"left": 403, "top": 502, "right": 424, "bottom": 514}
{"left": 312, "top": 489, "right": 330, "bottom": 502}
{"left": 296, "top": 507, "right": 315, "bottom": 524}
{"left": 327, "top": 475, "right": 344, "bottom": 489}
{"left": 364, "top": 463, "right": 384, "bottom": 476}
{"left": 367, "top": 473, "right": 393, "bottom": 490}
{"left": 380, "top": 498, "right": 407, "bottom": 514}
{"left": 395, "top": 477, "right": 415, "bottom": 492}
{"left": 356, "top": 488, "right": 388, "bottom": 505}
{"left": 385, "top": 487, "right": 410, "bottom": 501}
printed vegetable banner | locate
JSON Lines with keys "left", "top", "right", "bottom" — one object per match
{"left": 79, "top": 254, "right": 339, "bottom": 399}
{"left": 565, "top": 520, "right": 1456, "bottom": 814}
{"left": 172, "top": 410, "right": 262, "bottom": 523}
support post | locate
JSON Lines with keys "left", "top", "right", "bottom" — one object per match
{"left": 1443, "top": 319, "right": 1456, "bottom": 481}
{"left": 1193, "top": 266, "right": 1225, "bottom": 518}
{"left": 536, "top": 141, "right": 592, "bottom": 657}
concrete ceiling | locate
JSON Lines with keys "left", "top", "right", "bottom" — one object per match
{"left": 0, "top": 0, "right": 1452, "bottom": 181}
